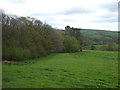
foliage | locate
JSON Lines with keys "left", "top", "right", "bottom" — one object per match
{"left": 63, "top": 36, "right": 79, "bottom": 52}
{"left": 106, "top": 43, "right": 118, "bottom": 51}
{"left": 3, "top": 47, "right": 31, "bottom": 61}
{"left": 81, "top": 29, "right": 118, "bottom": 45}
{"left": 84, "top": 44, "right": 119, "bottom": 51}
{"left": 2, "top": 12, "right": 64, "bottom": 61}
{"left": 91, "top": 45, "right": 96, "bottom": 50}
{"left": 65, "top": 26, "right": 83, "bottom": 51}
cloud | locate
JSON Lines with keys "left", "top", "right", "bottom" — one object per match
{"left": 99, "top": 13, "right": 117, "bottom": 18}
{"left": 62, "top": 18, "right": 77, "bottom": 22}
{"left": 91, "top": 6, "right": 118, "bottom": 24}
{"left": 61, "top": 7, "right": 94, "bottom": 15}
{"left": 29, "top": 6, "right": 94, "bottom": 16}
{"left": 1, "top": 0, "right": 25, "bottom": 4}
{"left": 92, "top": 17, "right": 117, "bottom": 23}
{"left": 92, "top": 12, "right": 117, "bottom": 23}
{"left": 0, "top": 0, "right": 118, "bottom": 31}
{"left": 101, "top": 1, "right": 118, "bottom": 12}
{"left": 29, "top": 12, "right": 49, "bottom": 16}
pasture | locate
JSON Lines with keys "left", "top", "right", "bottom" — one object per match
{"left": 2, "top": 50, "right": 118, "bottom": 88}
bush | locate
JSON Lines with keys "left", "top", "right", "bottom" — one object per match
{"left": 91, "top": 45, "right": 96, "bottom": 50}
{"left": 63, "top": 36, "right": 79, "bottom": 52}
{"left": 106, "top": 43, "right": 116, "bottom": 51}
{"left": 49, "top": 30, "right": 64, "bottom": 53}
{"left": 3, "top": 47, "right": 31, "bottom": 61}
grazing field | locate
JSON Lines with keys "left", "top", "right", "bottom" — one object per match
{"left": 2, "top": 50, "right": 118, "bottom": 88}
{"left": 94, "top": 44, "right": 119, "bottom": 51}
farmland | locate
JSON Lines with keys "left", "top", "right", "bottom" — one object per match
{"left": 2, "top": 50, "right": 118, "bottom": 88}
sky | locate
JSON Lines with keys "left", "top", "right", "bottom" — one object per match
{"left": 0, "top": 0, "right": 119, "bottom": 31}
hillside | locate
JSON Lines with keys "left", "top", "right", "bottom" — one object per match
{"left": 60, "top": 29, "right": 118, "bottom": 45}
{"left": 80, "top": 29, "right": 118, "bottom": 45}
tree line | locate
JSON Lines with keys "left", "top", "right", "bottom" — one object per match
{"left": 2, "top": 11, "right": 118, "bottom": 61}
{"left": 2, "top": 12, "right": 81, "bottom": 61}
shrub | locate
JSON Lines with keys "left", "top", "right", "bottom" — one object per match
{"left": 3, "top": 47, "right": 31, "bottom": 61}
{"left": 91, "top": 45, "right": 96, "bottom": 50}
{"left": 106, "top": 43, "right": 116, "bottom": 51}
{"left": 63, "top": 36, "right": 79, "bottom": 53}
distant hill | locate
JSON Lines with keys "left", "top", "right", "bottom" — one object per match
{"left": 80, "top": 29, "right": 118, "bottom": 45}
{"left": 57, "top": 28, "right": 118, "bottom": 45}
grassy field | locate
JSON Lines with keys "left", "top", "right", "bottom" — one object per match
{"left": 2, "top": 50, "right": 119, "bottom": 88}
{"left": 95, "top": 44, "right": 119, "bottom": 51}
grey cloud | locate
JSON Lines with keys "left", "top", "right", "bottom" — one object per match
{"left": 95, "top": 11, "right": 117, "bottom": 23}
{"left": 29, "top": 7, "right": 94, "bottom": 16}
{"left": 61, "top": 7, "right": 94, "bottom": 15}
{"left": 98, "top": 12, "right": 117, "bottom": 19}
{"left": 92, "top": 17, "right": 117, "bottom": 23}
{"left": 101, "top": 2, "right": 118, "bottom": 12}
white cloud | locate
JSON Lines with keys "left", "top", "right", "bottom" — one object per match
{"left": 0, "top": 0, "right": 118, "bottom": 31}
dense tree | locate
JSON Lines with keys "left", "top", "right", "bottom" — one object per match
{"left": 106, "top": 43, "right": 116, "bottom": 51}
{"left": 63, "top": 36, "right": 79, "bottom": 52}
{"left": 91, "top": 45, "right": 96, "bottom": 50}
{"left": 65, "top": 26, "right": 83, "bottom": 51}
{"left": 2, "top": 12, "right": 65, "bottom": 61}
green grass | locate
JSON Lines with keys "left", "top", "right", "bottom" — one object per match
{"left": 2, "top": 50, "right": 119, "bottom": 88}
{"left": 95, "top": 44, "right": 119, "bottom": 51}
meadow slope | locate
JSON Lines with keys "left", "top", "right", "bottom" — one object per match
{"left": 3, "top": 50, "right": 118, "bottom": 88}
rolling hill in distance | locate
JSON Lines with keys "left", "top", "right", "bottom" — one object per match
{"left": 60, "top": 28, "right": 118, "bottom": 45}
{"left": 80, "top": 29, "right": 118, "bottom": 44}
